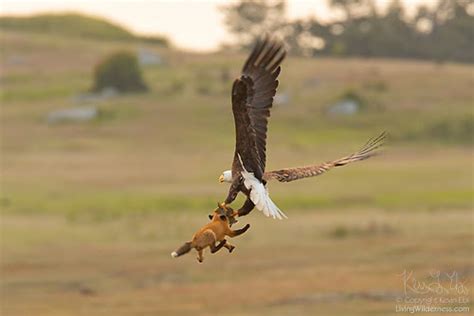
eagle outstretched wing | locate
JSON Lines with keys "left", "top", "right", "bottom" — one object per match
{"left": 263, "top": 132, "right": 386, "bottom": 183}
{"left": 231, "top": 37, "right": 286, "bottom": 181}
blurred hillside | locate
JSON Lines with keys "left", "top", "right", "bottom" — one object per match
{"left": 0, "top": 13, "right": 168, "bottom": 45}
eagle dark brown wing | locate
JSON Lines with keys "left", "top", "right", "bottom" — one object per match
{"left": 263, "top": 132, "right": 386, "bottom": 183}
{"left": 231, "top": 37, "right": 286, "bottom": 181}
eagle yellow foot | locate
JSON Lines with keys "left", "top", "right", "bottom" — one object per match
{"left": 218, "top": 202, "right": 230, "bottom": 210}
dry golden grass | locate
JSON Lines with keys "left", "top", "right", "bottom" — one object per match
{"left": 2, "top": 209, "right": 473, "bottom": 316}
{"left": 1, "top": 30, "right": 473, "bottom": 315}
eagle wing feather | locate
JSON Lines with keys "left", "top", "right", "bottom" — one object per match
{"left": 231, "top": 37, "right": 286, "bottom": 181}
{"left": 264, "top": 132, "right": 386, "bottom": 183}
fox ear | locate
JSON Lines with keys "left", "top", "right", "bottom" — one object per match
{"left": 219, "top": 214, "right": 227, "bottom": 221}
{"left": 208, "top": 214, "right": 213, "bottom": 220}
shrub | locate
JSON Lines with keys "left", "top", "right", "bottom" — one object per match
{"left": 426, "top": 116, "right": 473, "bottom": 144}
{"left": 396, "top": 115, "right": 473, "bottom": 145}
{"left": 340, "top": 90, "right": 366, "bottom": 107}
{"left": 92, "top": 51, "right": 148, "bottom": 93}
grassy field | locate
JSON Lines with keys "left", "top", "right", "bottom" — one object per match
{"left": 1, "top": 30, "right": 473, "bottom": 315}
{"left": 2, "top": 210, "right": 472, "bottom": 316}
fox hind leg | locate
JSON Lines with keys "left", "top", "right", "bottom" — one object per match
{"left": 197, "top": 249, "right": 204, "bottom": 263}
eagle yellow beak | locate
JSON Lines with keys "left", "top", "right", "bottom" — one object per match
{"left": 219, "top": 175, "right": 224, "bottom": 183}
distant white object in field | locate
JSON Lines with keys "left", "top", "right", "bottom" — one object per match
{"left": 72, "top": 92, "right": 97, "bottom": 104}
{"left": 304, "top": 76, "right": 321, "bottom": 88}
{"left": 47, "top": 106, "right": 98, "bottom": 124}
{"left": 274, "top": 92, "right": 290, "bottom": 106}
{"left": 138, "top": 48, "right": 162, "bottom": 66}
{"left": 6, "top": 55, "right": 27, "bottom": 66}
{"left": 72, "top": 87, "right": 119, "bottom": 104}
{"left": 327, "top": 99, "right": 360, "bottom": 116}
{"left": 100, "top": 87, "right": 119, "bottom": 98}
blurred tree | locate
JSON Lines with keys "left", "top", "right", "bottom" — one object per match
{"left": 221, "top": 0, "right": 286, "bottom": 48}
{"left": 286, "top": 18, "right": 330, "bottom": 56}
{"left": 321, "top": 0, "right": 472, "bottom": 62}
{"left": 329, "top": 0, "right": 374, "bottom": 21}
{"left": 369, "top": 0, "right": 413, "bottom": 58}
{"left": 92, "top": 51, "right": 148, "bottom": 93}
{"left": 428, "top": 0, "right": 474, "bottom": 62}
{"left": 220, "top": 0, "right": 473, "bottom": 63}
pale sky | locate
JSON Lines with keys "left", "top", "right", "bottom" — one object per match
{"left": 0, "top": 0, "right": 436, "bottom": 52}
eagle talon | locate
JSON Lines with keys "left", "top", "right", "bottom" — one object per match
{"left": 219, "top": 202, "right": 230, "bottom": 210}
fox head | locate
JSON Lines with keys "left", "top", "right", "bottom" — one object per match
{"left": 210, "top": 212, "right": 227, "bottom": 222}
{"left": 209, "top": 202, "right": 237, "bottom": 225}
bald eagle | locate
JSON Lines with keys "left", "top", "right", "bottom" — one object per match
{"left": 220, "top": 37, "right": 385, "bottom": 220}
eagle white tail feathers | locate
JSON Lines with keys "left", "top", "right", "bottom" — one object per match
{"left": 248, "top": 178, "right": 287, "bottom": 219}
{"left": 238, "top": 155, "right": 287, "bottom": 220}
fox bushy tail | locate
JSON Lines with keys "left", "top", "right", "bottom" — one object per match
{"left": 171, "top": 241, "right": 192, "bottom": 258}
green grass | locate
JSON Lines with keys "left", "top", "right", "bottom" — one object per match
{"left": 1, "top": 185, "right": 472, "bottom": 221}
{"left": 1, "top": 145, "right": 472, "bottom": 221}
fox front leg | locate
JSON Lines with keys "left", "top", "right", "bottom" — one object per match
{"left": 227, "top": 224, "right": 250, "bottom": 237}
{"left": 210, "top": 240, "right": 226, "bottom": 254}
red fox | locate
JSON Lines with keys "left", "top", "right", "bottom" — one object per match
{"left": 171, "top": 203, "right": 250, "bottom": 263}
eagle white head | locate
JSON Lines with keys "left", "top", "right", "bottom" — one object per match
{"left": 219, "top": 170, "right": 232, "bottom": 183}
